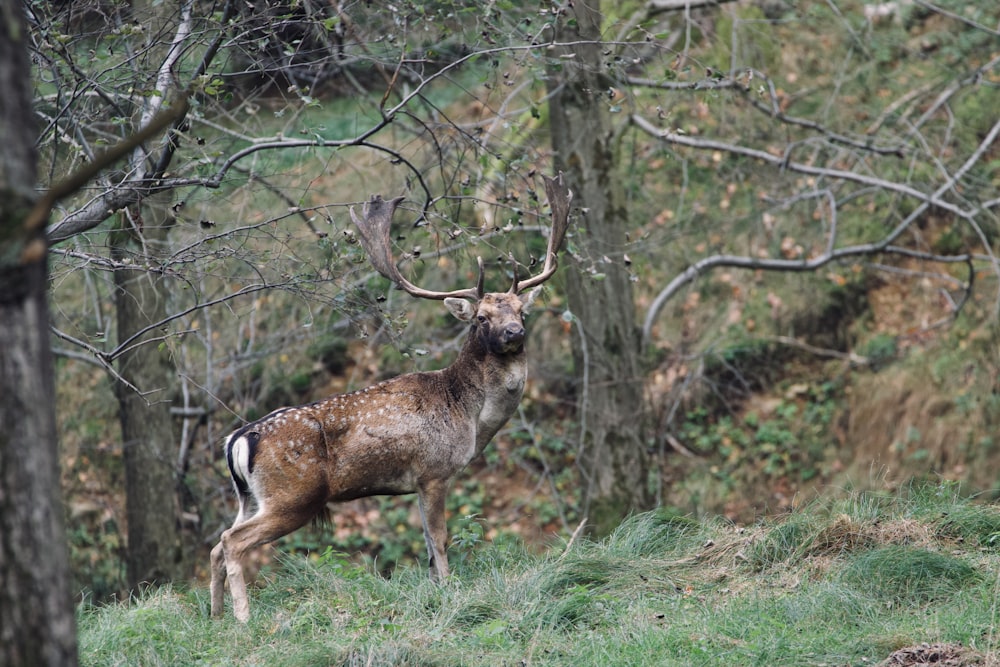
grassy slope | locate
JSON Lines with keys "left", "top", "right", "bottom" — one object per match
{"left": 79, "top": 485, "right": 1000, "bottom": 667}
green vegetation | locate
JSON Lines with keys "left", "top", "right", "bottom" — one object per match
{"left": 79, "top": 486, "right": 1000, "bottom": 666}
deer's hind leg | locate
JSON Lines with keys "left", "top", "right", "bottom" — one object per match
{"left": 209, "top": 540, "right": 228, "bottom": 617}
{"left": 218, "top": 505, "right": 315, "bottom": 622}
{"left": 211, "top": 490, "right": 252, "bottom": 618}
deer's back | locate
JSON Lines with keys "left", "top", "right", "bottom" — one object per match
{"left": 232, "top": 371, "right": 481, "bottom": 504}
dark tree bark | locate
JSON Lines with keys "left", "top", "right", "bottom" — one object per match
{"left": 107, "top": 0, "right": 189, "bottom": 591}
{"left": 0, "top": 0, "right": 79, "bottom": 663}
{"left": 547, "top": 1, "right": 654, "bottom": 533}
{"left": 112, "top": 194, "right": 184, "bottom": 589}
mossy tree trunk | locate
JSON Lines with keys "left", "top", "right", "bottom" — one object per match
{"left": 111, "top": 192, "right": 185, "bottom": 589}
{"left": 110, "top": 0, "right": 187, "bottom": 590}
{"left": 546, "top": 1, "right": 654, "bottom": 533}
{"left": 0, "top": 0, "right": 79, "bottom": 663}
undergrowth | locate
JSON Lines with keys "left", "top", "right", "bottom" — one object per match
{"left": 78, "top": 484, "right": 1000, "bottom": 666}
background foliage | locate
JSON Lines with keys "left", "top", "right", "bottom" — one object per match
{"left": 29, "top": 0, "right": 1000, "bottom": 605}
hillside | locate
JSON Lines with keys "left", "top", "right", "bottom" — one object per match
{"left": 78, "top": 486, "right": 1000, "bottom": 666}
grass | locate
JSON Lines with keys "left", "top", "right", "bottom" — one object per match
{"left": 77, "top": 485, "right": 1000, "bottom": 666}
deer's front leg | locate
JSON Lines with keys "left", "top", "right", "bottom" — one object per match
{"left": 417, "top": 478, "right": 451, "bottom": 580}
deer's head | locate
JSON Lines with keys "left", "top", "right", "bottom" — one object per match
{"left": 443, "top": 291, "right": 536, "bottom": 355}
{"left": 350, "top": 173, "right": 572, "bottom": 356}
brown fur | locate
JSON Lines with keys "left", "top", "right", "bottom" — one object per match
{"left": 210, "top": 292, "right": 535, "bottom": 622}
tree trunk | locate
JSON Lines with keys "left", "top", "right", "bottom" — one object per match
{"left": 108, "top": 0, "right": 190, "bottom": 590}
{"left": 547, "top": 1, "right": 653, "bottom": 533}
{"left": 112, "top": 194, "right": 184, "bottom": 590}
{"left": 0, "top": 0, "right": 79, "bottom": 662}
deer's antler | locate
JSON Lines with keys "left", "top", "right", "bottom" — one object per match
{"left": 510, "top": 172, "right": 573, "bottom": 294}
{"left": 351, "top": 195, "right": 483, "bottom": 301}
{"left": 352, "top": 172, "right": 571, "bottom": 301}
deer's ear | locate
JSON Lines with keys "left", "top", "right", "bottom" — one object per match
{"left": 519, "top": 286, "right": 543, "bottom": 314}
{"left": 444, "top": 297, "right": 476, "bottom": 321}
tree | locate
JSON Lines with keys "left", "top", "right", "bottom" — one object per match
{"left": 109, "top": 0, "right": 190, "bottom": 591}
{"left": 31, "top": 0, "right": 224, "bottom": 590}
{"left": 547, "top": 1, "right": 653, "bottom": 531}
{"left": 0, "top": 0, "right": 78, "bottom": 662}
{"left": 112, "top": 194, "right": 185, "bottom": 588}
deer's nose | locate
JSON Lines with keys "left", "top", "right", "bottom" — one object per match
{"left": 503, "top": 323, "right": 525, "bottom": 344}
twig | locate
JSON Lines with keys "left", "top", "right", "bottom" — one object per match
{"left": 49, "top": 326, "right": 147, "bottom": 400}
{"left": 664, "top": 433, "right": 697, "bottom": 458}
{"left": 558, "top": 517, "right": 589, "bottom": 561}
{"left": 768, "top": 336, "right": 869, "bottom": 365}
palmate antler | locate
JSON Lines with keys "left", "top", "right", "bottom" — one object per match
{"left": 350, "top": 172, "right": 572, "bottom": 301}
{"left": 511, "top": 172, "right": 572, "bottom": 294}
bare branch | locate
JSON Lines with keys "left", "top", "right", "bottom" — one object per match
{"left": 48, "top": 131, "right": 439, "bottom": 244}
{"left": 43, "top": 37, "right": 641, "bottom": 244}
{"left": 27, "top": 94, "right": 190, "bottom": 236}
{"left": 913, "top": 0, "right": 1000, "bottom": 37}
{"left": 646, "top": 0, "right": 739, "bottom": 14}
{"left": 43, "top": 0, "right": 237, "bottom": 243}
{"left": 630, "top": 113, "right": 989, "bottom": 221}
{"left": 767, "top": 336, "right": 870, "bottom": 366}
{"left": 105, "top": 281, "right": 289, "bottom": 363}
{"left": 131, "top": 0, "right": 194, "bottom": 174}
{"left": 908, "top": 53, "right": 1000, "bottom": 134}
{"left": 151, "top": 0, "right": 237, "bottom": 177}
{"left": 50, "top": 326, "right": 146, "bottom": 399}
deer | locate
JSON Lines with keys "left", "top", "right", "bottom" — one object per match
{"left": 210, "top": 173, "right": 571, "bottom": 622}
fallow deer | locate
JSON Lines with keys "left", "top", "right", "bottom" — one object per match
{"left": 210, "top": 173, "right": 571, "bottom": 621}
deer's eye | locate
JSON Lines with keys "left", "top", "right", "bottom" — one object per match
{"left": 477, "top": 315, "right": 487, "bottom": 323}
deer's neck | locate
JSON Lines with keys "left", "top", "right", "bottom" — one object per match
{"left": 443, "top": 325, "right": 528, "bottom": 455}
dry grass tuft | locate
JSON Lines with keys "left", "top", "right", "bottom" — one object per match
{"left": 878, "top": 642, "right": 986, "bottom": 667}
{"left": 808, "top": 515, "right": 941, "bottom": 557}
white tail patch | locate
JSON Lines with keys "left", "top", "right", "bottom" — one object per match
{"left": 229, "top": 434, "right": 252, "bottom": 488}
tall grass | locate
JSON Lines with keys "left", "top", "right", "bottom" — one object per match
{"left": 78, "top": 485, "right": 1000, "bottom": 666}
